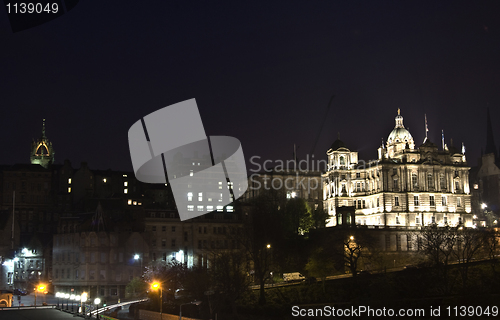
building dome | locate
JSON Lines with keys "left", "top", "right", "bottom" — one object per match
{"left": 330, "top": 138, "right": 348, "bottom": 151}
{"left": 387, "top": 109, "right": 413, "bottom": 144}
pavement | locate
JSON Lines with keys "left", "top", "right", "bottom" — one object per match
{"left": 0, "top": 307, "right": 85, "bottom": 320}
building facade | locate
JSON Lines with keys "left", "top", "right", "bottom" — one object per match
{"left": 323, "top": 110, "right": 472, "bottom": 228}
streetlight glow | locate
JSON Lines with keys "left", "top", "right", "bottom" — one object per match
{"left": 94, "top": 297, "right": 101, "bottom": 305}
{"left": 134, "top": 254, "right": 140, "bottom": 260}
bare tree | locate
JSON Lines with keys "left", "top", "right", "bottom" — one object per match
{"left": 452, "top": 228, "right": 486, "bottom": 290}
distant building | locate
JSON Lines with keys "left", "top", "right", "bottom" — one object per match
{"left": 470, "top": 108, "right": 500, "bottom": 227}
{"left": 323, "top": 110, "right": 472, "bottom": 228}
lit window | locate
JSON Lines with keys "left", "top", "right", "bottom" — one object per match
{"left": 457, "top": 197, "right": 462, "bottom": 207}
{"left": 394, "top": 196, "right": 399, "bottom": 207}
{"left": 123, "top": 174, "right": 127, "bottom": 177}
{"left": 207, "top": 205, "right": 213, "bottom": 211}
{"left": 124, "top": 189, "right": 128, "bottom": 194}
{"left": 68, "top": 187, "right": 71, "bottom": 193}
{"left": 190, "top": 170, "right": 193, "bottom": 177}
{"left": 219, "top": 193, "right": 223, "bottom": 202}
{"left": 442, "top": 196, "right": 447, "bottom": 206}
{"left": 208, "top": 197, "right": 212, "bottom": 202}
{"left": 430, "top": 195, "right": 435, "bottom": 206}
{"left": 68, "top": 178, "right": 72, "bottom": 184}
{"left": 473, "top": 184, "right": 479, "bottom": 190}
{"left": 227, "top": 206, "right": 234, "bottom": 212}
{"left": 187, "top": 205, "right": 194, "bottom": 211}
{"left": 187, "top": 192, "right": 193, "bottom": 201}
{"left": 103, "top": 178, "right": 107, "bottom": 183}
{"left": 219, "top": 181, "right": 222, "bottom": 189}
{"left": 138, "top": 202, "right": 142, "bottom": 206}
{"left": 133, "top": 201, "right": 137, "bottom": 205}
{"left": 197, "top": 205, "right": 203, "bottom": 212}
{"left": 124, "top": 181, "right": 128, "bottom": 187}
{"left": 198, "top": 192, "right": 203, "bottom": 201}
{"left": 127, "top": 199, "right": 132, "bottom": 205}
{"left": 216, "top": 206, "right": 223, "bottom": 212}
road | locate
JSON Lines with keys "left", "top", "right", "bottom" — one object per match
{"left": 0, "top": 307, "right": 82, "bottom": 320}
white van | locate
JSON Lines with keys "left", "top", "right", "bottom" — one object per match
{"left": 283, "top": 272, "right": 305, "bottom": 282}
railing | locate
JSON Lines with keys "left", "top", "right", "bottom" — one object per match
{"left": 0, "top": 305, "right": 55, "bottom": 311}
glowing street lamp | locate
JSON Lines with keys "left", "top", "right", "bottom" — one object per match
{"left": 151, "top": 281, "right": 163, "bottom": 319}
{"left": 35, "top": 284, "right": 46, "bottom": 306}
{"left": 481, "top": 203, "right": 487, "bottom": 209}
{"left": 94, "top": 298, "right": 101, "bottom": 319}
{"left": 80, "top": 292, "right": 87, "bottom": 315}
{"left": 134, "top": 254, "right": 143, "bottom": 272}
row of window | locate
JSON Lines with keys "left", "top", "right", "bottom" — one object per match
{"left": 393, "top": 195, "right": 461, "bottom": 207}
{"left": 197, "top": 239, "right": 239, "bottom": 249}
{"left": 186, "top": 205, "right": 233, "bottom": 212}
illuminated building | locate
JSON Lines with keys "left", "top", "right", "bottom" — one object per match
{"left": 30, "top": 119, "right": 54, "bottom": 169}
{"left": 323, "top": 110, "right": 472, "bottom": 228}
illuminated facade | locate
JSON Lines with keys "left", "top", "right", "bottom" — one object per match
{"left": 30, "top": 119, "right": 54, "bottom": 169}
{"left": 323, "top": 110, "right": 472, "bottom": 228}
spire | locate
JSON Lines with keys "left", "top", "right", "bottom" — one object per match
{"left": 441, "top": 130, "right": 445, "bottom": 151}
{"left": 42, "top": 119, "right": 46, "bottom": 138}
{"left": 395, "top": 109, "right": 404, "bottom": 128}
{"left": 423, "top": 114, "right": 429, "bottom": 143}
{"left": 462, "top": 142, "right": 466, "bottom": 154}
{"left": 485, "top": 107, "right": 497, "bottom": 157}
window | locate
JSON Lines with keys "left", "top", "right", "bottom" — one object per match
{"left": 395, "top": 215, "right": 400, "bottom": 224}
{"left": 455, "top": 181, "right": 460, "bottom": 192}
{"left": 377, "top": 198, "right": 380, "bottom": 207}
{"left": 427, "top": 173, "right": 433, "bottom": 189}
{"left": 100, "top": 270, "right": 106, "bottom": 280}
{"left": 68, "top": 187, "right": 71, "bottom": 193}
{"left": 184, "top": 232, "right": 188, "bottom": 241}
{"left": 198, "top": 192, "right": 203, "bottom": 201}
{"left": 473, "top": 184, "right": 479, "bottom": 190}
{"left": 227, "top": 206, "right": 234, "bottom": 212}
{"left": 198, "top": 240, "right": 202, "bottom": 249}
{"left": 162, "top": 253, "right": 167, "bottom": 261}
{"left": 197, "top": 205, "right": 203, "bottom": 211}
{"left": 127, "top": 199, "right": 132, "bottom": 205}
{"left": 172, "top": 226, "right": 176, "bottom": 232}
{"left": 442, "top": 196, "right": 447, "bottom": 206}
{"left": 207, "top": 205, "right": 213, "bottom": 211}
{"left": 429, "top": 195, "right": 435, "bottom": 206}
{"left": 393, "top": 179, "right": 398, "bottom": 190}
{"left": 431, "top": 216, "right": 436, "bottom": 224}
{"left": 444, "top": 216, "right": 448, "bottom": 224}
{"left": 356, "top": 172, "right": 360, "bottom": 178}
{"left": 414, "top": 195, "right": 419, "bottom": 206}
{"left": 187, "top": 192, "right": 193, "bottom": 201}
{"left": 457, "top": 197, "right": 462, "bottom": 207}
{"left": 393, "top": 168, "right": 397, "bottom": 175}
{"left": 187, "top": 205, "right": 194, "bottom": 211}
{"left": 124, "top": 189, "right": 128, "bottom": 194}
{"left": 152, "top": 226, "right": 156, "bottom": 231}
{"left": 340, "top": 156, "right": 345, "bottom": 165}
{"left": 161, "top": 239, "right": 166, "bottom": 247}
{"left": 440, "top": 175, "right": 446, "bottom": 189}
{"left": 412, "top": 173, "right": 418, "bottom": 188}
{"left": 394, "top": 196, "right": 400, "bottom": 207}
{"left": 356, "top": 183, "right": 361, "bottom": 192}
{"left": 162, "top": 226, "right": 166, "bottom": 232}
{"left": 124, "top": 181, "right": 128, "bottom": 187}
{"left": 68, "top": 178, "right": 72, "bottom": 184}
{"left": 171, "top": 239, "right": 176, "bottom": 247}
{"left": 415, "top": 216, "right": 420, "bottom": 225}
{"left": 217, "top": 205, "right": 223, "bottom": 211}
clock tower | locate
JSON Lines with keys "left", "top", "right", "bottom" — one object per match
{"left": 30, "top": 119, "right": 54, "bottom": 168}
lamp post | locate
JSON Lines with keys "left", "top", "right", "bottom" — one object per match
{"left": 180, "top": 301, "right": 202, "bottom": 320}
{"left": 70, "top": 294, "right": 75, "bottom": 312}
{"left": 35, "top": 284, "right": 45, "bottom": 306}
{"left": 134, "top": 254, "right": 143, "bottom": 275}
{"left": 151, "top": 281, "right": 162, "bottom": 320}
{"left": 65, "top": 293, "right": 70, "bottom": 311}
{"left": 55, "top": 292, "right": 60, "bottom": 308}
{"left": 81, "top": 292, "right": 88, "bottom": 316}
{"left": 94, "top": 298, "right": 101, "bottom": 319}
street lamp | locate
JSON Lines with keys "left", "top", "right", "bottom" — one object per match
{"left": 35, "top": 284, "right": 46, "bottom": 306}
{"left": 65, "top": 293, "right": 70, "bottom": 310}
{"left": 151, "top": 281, "right": 162, "bottom": 319}
{"left": 180, "top": 301, "right": 202, "bottom": 320}
{"left": 81, "top": 292, "right": 87, "bottom": 315}
{"left": 70, "top": 294, "right": 75, "bottom": 312}
{"left": 94, "top": 298, "right": 101, "bottom": 319}
{"left": 134, "top": 254, "right": 143, "bottom": 274}
{"left": 55, "top": 292, "right": 60, "bottom": 308}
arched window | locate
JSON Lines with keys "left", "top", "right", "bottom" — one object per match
{"left": 339, "top": 156, "right": 345, "bottom": 166}
{"left": 412, "top": 173, "right": 418, "bottom": 188}
{"left": 427, "top": 173, "right": 433, "bottom": 189}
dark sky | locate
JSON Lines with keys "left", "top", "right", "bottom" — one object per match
{"left": 1, "top": 1, "right": 499, "bottom": 173}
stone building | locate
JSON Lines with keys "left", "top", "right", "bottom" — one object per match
{"left": 323, "top": 110, "right": 472, "bottom": 228}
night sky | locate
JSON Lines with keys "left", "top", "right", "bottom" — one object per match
{"left": 1, "top": 1, "right": 499, "bottom": 173}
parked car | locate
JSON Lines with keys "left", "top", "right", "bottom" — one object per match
{"left": 13, "top": 289, "right": 27, "bottom": 296}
